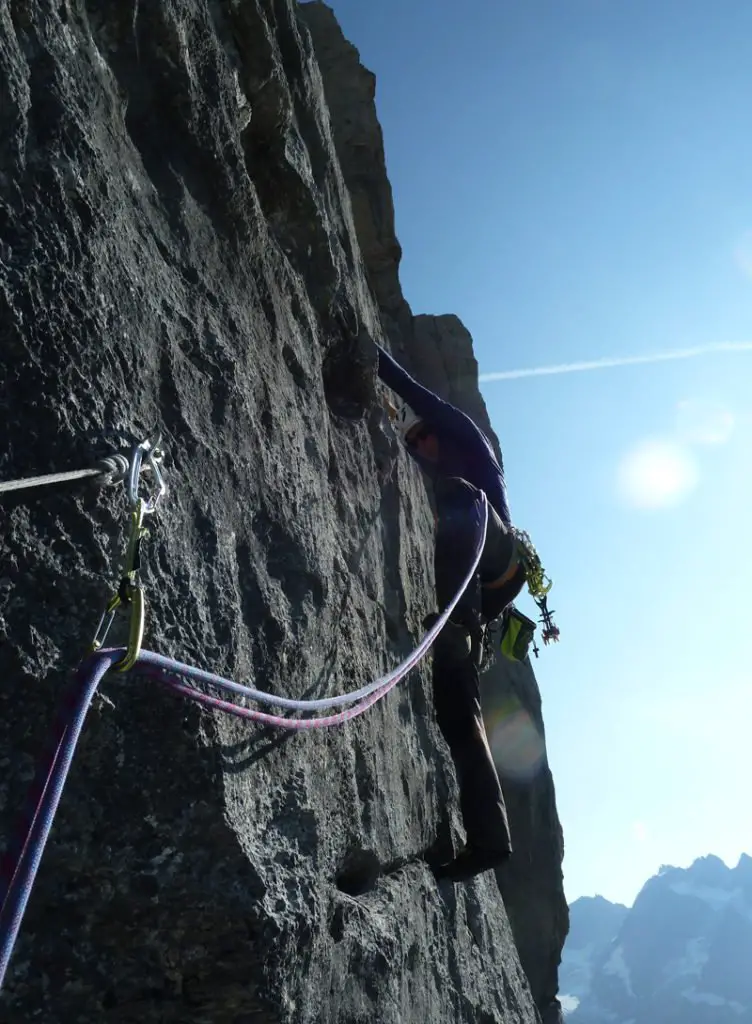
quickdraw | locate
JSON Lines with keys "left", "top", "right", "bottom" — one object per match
{"left": 511, "top": 527, "right": 560, "bottom": 646}
{"left": 90, "top": 433, "right": 166, "bottom": 671}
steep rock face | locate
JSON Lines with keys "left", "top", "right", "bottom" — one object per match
{"left": 295, "top": 2, "right": 408, "bottom": 332}
{"left": 564, "top": 856, "right": 752, "bottom": 1023}
{"left": 299, "top": 5, "right": 568, "bottom": 1023}
{"left": 1, "top": 2, "right": 548, "bottom": 1023}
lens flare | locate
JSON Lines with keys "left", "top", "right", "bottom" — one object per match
{"left": 617, "top": 439, "right": 699, "bottom": 509}
{"left": 675, "top": 399, "right": 735, "bottom": 446}
{"left": 484, "top": 696, "right": 546, "bottom": 780}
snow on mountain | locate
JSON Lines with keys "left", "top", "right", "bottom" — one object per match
{"left": 561, "top": 855, "right": 752, "bottom": 1023}
{"left": 602, "top": 945, "right": 634, "bottom": 997}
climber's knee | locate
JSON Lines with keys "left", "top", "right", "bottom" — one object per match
{"left": 434, "top": 619, "right": 474, "bottom": 664}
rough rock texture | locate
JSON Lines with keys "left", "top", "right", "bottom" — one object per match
{"left": 1, "top": 1, "right": 563, "bottom": 1022}
{"left": 300, "top": 5, "right": 568, "bottom": 1023}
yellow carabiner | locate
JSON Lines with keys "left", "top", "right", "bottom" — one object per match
{"left": 90, "top": 499, "right": 148, "bottom": 670}
{"left": 116, "top": 584, "right": 145, "bottom": 672}
{"left": 122, "top": 500, "right": 147, "bottom": 580}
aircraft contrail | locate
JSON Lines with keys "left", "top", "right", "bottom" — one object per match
{"left": 478, "top": 341, "right": 752, "bottom": 383}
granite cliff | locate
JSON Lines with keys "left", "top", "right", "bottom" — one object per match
{"left": 1, "top": 1, "right": 566, "bottom": 1020}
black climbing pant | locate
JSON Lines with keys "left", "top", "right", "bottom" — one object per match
{"left": 431, "top": 477, "right": 526, "bottom": 855}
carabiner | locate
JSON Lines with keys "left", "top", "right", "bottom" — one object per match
{"left": 89, "top": 500, "right": 148, "bottom": 668}
{"left": 128, "top": 433, "right": 166, "bottom": 514}
{"left": 88, "top": 432, "right": 166, "bottom": 671}
{"left": 90, "top": 593, "right": 121, "bottom": 653}
{"left": 123, "top": 499, "right": 148, "bottom": 576}
{"left": 116, "top": 585, "right": 145, "bottom": 672}
{"left": 89, "top": 582, "right": 145, "bottom": 670}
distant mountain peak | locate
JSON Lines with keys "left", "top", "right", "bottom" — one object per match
{"left": 571, "top": 894, "right": 625, "bottom": 909}
{"left": 561, "top": 854, "right": 752, "bottom": 1023}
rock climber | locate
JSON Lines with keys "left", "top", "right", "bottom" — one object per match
{"left": 375, "top": 341, "right": 556, "bottom": 883}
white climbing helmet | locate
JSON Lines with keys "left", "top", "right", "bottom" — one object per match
{"left": 395, "top": 402, "right": 424, "bottom": 441}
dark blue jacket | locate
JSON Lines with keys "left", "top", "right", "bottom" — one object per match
{"left": 376, "top": 344, "right": 512, "bottom": 525}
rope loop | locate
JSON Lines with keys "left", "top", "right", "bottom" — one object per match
{"left": 0, "top": 495, "right": 490, "bottom": 990}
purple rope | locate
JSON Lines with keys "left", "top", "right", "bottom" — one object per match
{"left": 151, "top": 670, "right": 395, "bottom": 728}
{"left": 127, "top": 494, "right": 488, "bottom": 719}
{"left": 0, "top": 495, "right": 489, "bottom": 990}
{"left": 0, "top": 651, "right": 119, "bottom": 991}
{"left": 132, "top": 615, "right": 431, "bottom": 728}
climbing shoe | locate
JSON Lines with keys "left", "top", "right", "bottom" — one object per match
{"left": 432, "top": 845, "right": 510, "bottom": 883}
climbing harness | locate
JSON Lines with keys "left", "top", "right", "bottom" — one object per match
{"left": 477, "top": 529, "right": 559, "bottom": 668}
{"left": 511, "top": 527, "right": 560, "bottom": 646}
{"left": 90, "top": 434, "right": 166, "bottom": 672}
{"left": 0, "top": 494, "right": 489, "bottom": 991}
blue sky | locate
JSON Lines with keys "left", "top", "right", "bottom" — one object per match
{"left": 320, "top": 0, "right": 752, "bottom": 907}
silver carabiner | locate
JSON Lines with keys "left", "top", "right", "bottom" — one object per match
{"left": 127, "top": 433, "right": 166, "bottom": 514}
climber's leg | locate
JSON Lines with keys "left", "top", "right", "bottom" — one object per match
{"left": 430, "top": 478, "right": 513, "bottom": 877}
{"left": 430, "top": 622, "right": 512, "bottom": 862}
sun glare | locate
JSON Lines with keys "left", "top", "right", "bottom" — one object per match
{"left": 617, "top": 439, "right": 699, "bottom": 509}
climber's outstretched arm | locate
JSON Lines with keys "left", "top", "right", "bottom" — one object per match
{"left": 376, "top": 343, "right": 484, "bottom": 448}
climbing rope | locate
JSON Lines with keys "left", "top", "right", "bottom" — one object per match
{"left": 0, "top": 497, "right": 489, "bottom": 990}
{"left": 0, "top": 452, "right": 162, "bottom": 497}
{"left": 0, "top": 655, "right": 111, "bottom": 991}
{"left": 146, "top": 527, "right": 482, "bottom": 712}
{"left": 90, "top": 434, "right": 166, "bottom": 672}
